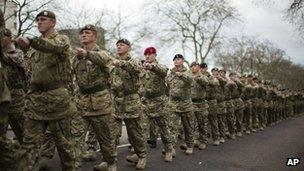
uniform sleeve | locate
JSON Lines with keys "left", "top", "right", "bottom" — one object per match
{"left": 151, "top": 63, "right": 168, "bottom": 78}
{"left": 87, "top": 50, "right": 112, "bottom": 66}
{"left": 180, "top": 71, "right": 192, "bottom": 84}
{"left": 121, "top": 59, "right": 141, "bottom": 75}
{"left": 196, "top": 75, "right": 208, "bottom": 86}
{"left": 29, "top": 35, "right": 70, "bottom": 54}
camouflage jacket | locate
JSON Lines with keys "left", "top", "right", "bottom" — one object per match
{"left": 140, "top": 61, "right": 168, "bottom": 117}
{"left": 110, "top": 53, "right": 142, "bottom": 118}
{"left": 2, "top": 44, "right": 27, "bottom": 90}
{"left": 73, "top": 44, "right": 113, "bottom": 116}
{"left": 206, "top": 74, "right": 220, "bottom": 100}
{"left": 190, "top": 72, "right": 208, "bottom": 101}
{"left": 0, "top": 61, "right": 11, "bottom": 103}
{"left": 167, "top": 66, "right": 193, "bottom": 112}
{"left": 25, "top": 31, "right": 75, "bottom": 120}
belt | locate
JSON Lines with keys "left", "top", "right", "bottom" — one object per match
{"left": 144, "top": 91, "right": 164, "bottom": 99}
{"left": 192, "top": 98, "right": 204, "bottom": 103}
{"left": 80, "top": 84, "right": 106, "bottom": 94}
{"left": 30, "top": 82, "right": 65, "bottom": 92}
{"left": 170, "top": 96, "right": 189, "bottom": 101}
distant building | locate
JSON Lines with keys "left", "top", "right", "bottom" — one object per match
{"left": 0, "top": 0, "right": 18, "bottom": 35}
{"left": 59, "top": 27, "right": 106, "bottom": 49}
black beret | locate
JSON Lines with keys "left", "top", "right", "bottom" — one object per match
{"left": 200, "top": 63, "right": 208, "bottom": 68}
{"left": 36, "top": 10, "right": 56, "bottom": 20}
{"left": 80, "top": 24, "right": 98, "bottom": 33}
{"left": 190, "top": 61, "right": 199, "bottom": 67}
{"left": 211, "top": 67, "right": 219, "bottom": 72}
{"left": 116, "top": 38, "right": 131, "bottom": 46}
{"left": 173, "top": 54, "right": 184, "bottom": 61}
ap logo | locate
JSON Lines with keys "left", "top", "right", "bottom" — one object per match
{"left": 286, "top": 158, "right": 300, "bottom": 166}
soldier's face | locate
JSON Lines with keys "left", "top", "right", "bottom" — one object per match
{"left": 191, "top": 65, "right": 200, "bottom": 73}
{"left": 212, "top": 70, "right": 218, "bottom": 76}
{"left": 201, "top": 67, "right": 207, "bottom": 73}
{"left": 1, "top": 35, "right": 11, "bottom": 47}
{"left": 80, "top": 30, "right": 97, "bottom": 44}
{"left": 145, "top": 53, "right": 156, "bottom": 63}
{"left": 116, "top": 43, "right": 130, "bottom": 55}
{"left": 173, "top": 58, "right": 183, "bottom": 66}
{"left": 36, "top": 16, "right": 56, "bottom": 34}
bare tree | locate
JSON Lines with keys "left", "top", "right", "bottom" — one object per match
{"left": 146, "top": 0, "right": 239, "bottom": 63}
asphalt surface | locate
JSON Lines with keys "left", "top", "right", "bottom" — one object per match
{"left": 48, "top": 114, "right": 304, "bottom": 171}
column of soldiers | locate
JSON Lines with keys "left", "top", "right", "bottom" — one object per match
{"left": 0, "top": 10, "right": 304, "bottom": 171}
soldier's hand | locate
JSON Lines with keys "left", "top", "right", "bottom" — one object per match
{"left": 143, "top": 62, "right": 153, "bottom": 70}
{"left": 112, "top": 59, "right": 122, "bottom": 67}
{"left": 175, "top": 72, "right": 183, "bottom": 77}
{"left": 76, "top": 48, "right": 88, "bottom": 59}
{"left": 16, "top": 37, "right": 30, "bottom": 49}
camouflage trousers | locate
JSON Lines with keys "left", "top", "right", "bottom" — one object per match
{"left": 148, "top": 118, "right": 159, "bottom": 142}
{"left": 217, "top": 101, "right": 227, "bottom": 138}
{"left": 225, "top": 100, "right": 236, "bottom": 135}
{"left": 207, "top": 100, "right": 219, "bottom": 141}
{"left": 243, "top": 100, "right": 253, "bottom": 131}
{"left": 234, "top": 108, "right": 244, "bottom": 133}
{"left": 171, "top": 111, "right": 195, "bottom": 148}
{"left": 193, "top": 101, "right": 209, "bottom": 145}
{"left": 18, "top": 117, "right": 76, "bottom": 171}
{"left": 148, "top": 115, "right": 173, "bottom": 151}
{"left": 8, "top": 89, "right": 25, "bottom": 144}
{"left": 251, "top": 99, "right": 260, "bottom": 130}
{"left": 116, "top": 117, "right": 147, "bottom": 158}
{"left": 0, "top": 103, "right": 19, "bottom": 171}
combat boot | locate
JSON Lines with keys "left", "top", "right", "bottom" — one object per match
{"left": 236, "top": 132, "right": 242, "bottom": 137}
{"left": 164, "top": 151, "right": 173, "bottom": 162}
{"left": 194, "top": 140, "right": 200, "bottom": 148}
{"left": 219, "top": 137, "right": 225, "bottom": 143}
{"left": 198, "top": 143, "right": 206, "bottom": 150}
{"left": 136, "top": 157, "right": 146, "bottom": 170}
{"left": 39, "top": 157, "right": 51, "bottom": 170}
{"left": 82, "top": 148, "right": 97, "bottom": 161}
{"left": 126, "top": 154, "right": 139, "bottom": 164}
{"left": 108, "top": 163, "right": 117, "bottom": 171}
{"left": 230, "top": 134, "right": 236, "bottom": 140}
{"left": 245, "top": 130, "right": 251, "bottom": 134}
{"left": 179, "top": 143, "right": 187, "bottom": 150}
{"left": 213, "top": 140, "right": 220, "bottom": 146}
{"left": 93, "top": 162, "right": 108, "bottom": 171}
{"left": 185, "top": 148, "right": 193, "bottom": 155}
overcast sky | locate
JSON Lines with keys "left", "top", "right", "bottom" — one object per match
{"left": 65, "top": 0, "right": 304, "bottom": 66}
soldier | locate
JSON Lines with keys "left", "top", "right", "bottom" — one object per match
{"left": 110, "top": 38, "right": 147, "bottom": 170}
{"left": 71, "top": 24, "right": 118, "bottom": 170}
{"left": 203, "top": 64, "right": 220, "bottom": 146}
{"left": 140, "top": 46, "right": 174, "bottom": 162}
{"left": 212, "top": 68, "right": 226, "bottom": 143}
{"left": 167, "top": 54, "right": 194, "bottom": 154}
{"left": 189, "top": 62, "right": 209, "bottom": 150}
{"left": 2, "top": 28, "right": 27, "bottom": 144}
{"left": 241, "top": 75, "right": 253, "bottom": 134}
{"left": 16, "top": 10, "right": 76, "bottom": 170}
{"left": 229, "top": 73, "right": 245, "bottom": 137}
{"left": 225, "top": 72, "right": 237, "bottom": 139}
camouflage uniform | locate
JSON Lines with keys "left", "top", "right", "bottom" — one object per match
{"left": 242, "top": 82, "right": 253, "bottom": 132}
{"left": 167, "top": 66, "right": 194, "bottom": 149}
{"left": 225, "top": 79, "right": 237, "bottom": 137}
{"left": 2, "top": 44, "right": 27, "bottom": 144}
{"left": 206, "top": 73, "right": 220, "bottom": 142}
{"left": 257, "top": 84, "right": 267, "bottom": 129}
{"left": 18, "top": 32, "right": 77, "bottom": 171}
{"left": 217, "top": 76, "right": 228, "bottom": 139}
{"left": 0, "top": 54, "right": 16, "bottom": 170}
{"left": 110, "top": 54, "right": 147, "bottom": 159}
{"left": 140, "top": 61, "right": 173, "bottom": 152}
{"left": 72, "top": 44, "right": 118, "bottom": 168}
{"left": 251, "top": 83, "right": 259, "bottom": 131}
{"left": 234, "top": 79, "right": 245, "bottom": 134}
{"left": 190, "top": 71, "right": 209, "bottom": 146}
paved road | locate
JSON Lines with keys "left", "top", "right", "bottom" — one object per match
{"left": 49, "top": 115, "right": 304, "bottom": 171}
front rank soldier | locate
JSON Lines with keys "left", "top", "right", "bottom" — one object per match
{"left": 189, "top": 62, "right": 209, "bottom": 150}
{"left": 2, "top": 28, "right": 27, "bottom": 144}
{"left": 16, "top": 10, "right": 76, "bottom": 170}
{"left": 111, "top": 39, "right": 147, "bottom": 170}
{"left": 167, "top": 54, "right": 194, "bottom": 154}
{"left": 140, "top": 46, "right": 174, "bottom": 162}
{"left": 72, "top": 24, "right": 118, "bottom": 171}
